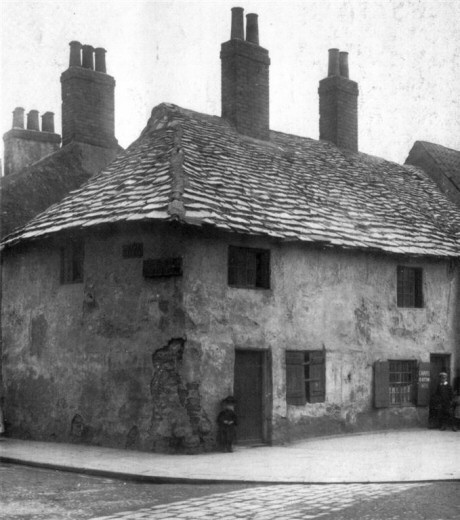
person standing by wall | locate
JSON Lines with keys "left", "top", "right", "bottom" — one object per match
{"left": 435, "top": 372, "right": 456, "bottom": 431}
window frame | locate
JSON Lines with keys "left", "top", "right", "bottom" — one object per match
{"left": 388, "top": 359, "right": 418, "bottom": 406}
{"left": 286, "top": 350, "right": 326, "bottom": 405}
{"left": 397, "top": 265, "right": 423, "bottom": 308}
{"left": 60, "top": 239, "right": 84, "bottom": 284}
{"left": 227, "top": 245, "right": 270, "bottom": 289}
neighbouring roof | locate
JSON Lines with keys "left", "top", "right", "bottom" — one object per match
{"left": 406, "top": 140, "right": 460, "bottom": 192}
{"left": 2, "top": 103, "right": 460, "bottom": 257}
{"left": 1, "top": 141, "right": 122, "bottom": 239}
{"left": 1, "top": 143, "right": 94, "bottom": 239}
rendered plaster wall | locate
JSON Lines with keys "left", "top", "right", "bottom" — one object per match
{"left": 1, "top": 225, "right": 458, "bottom": 451}
{"left": 182, "top": 232, "right": 458, "bottom": 442}
{"left": 1, "top": 225, "right": 212, "bottom": 453}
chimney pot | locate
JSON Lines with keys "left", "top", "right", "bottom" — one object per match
{"left": 41, "top": 111, "right": 55, "bottom": 132}
{"left": 69, "top": 41, "right": 82, "bottom": 67}
{"left": 328, "top": 48, "right": 340, "bottom": 76}
{"left": 95, "top": 47, "right": 107, "bottom": 73}
{"left": 231, "top": 7, "right": 244, "bottom": 40}
{"left": 339, "top": 51, "right": 349, "bottom": 78}
{"left": 246, "top": 13, "right": 259, "bottom": 44}
{"left": 12, "top": 107, "right": 25, "bottom": 129}
{"left": 82, "top": 45, "right": 95, "bottom": 69}
{"left": 27, "top": 110, "right": 40, "bottom": 131}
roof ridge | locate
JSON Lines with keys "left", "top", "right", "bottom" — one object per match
{"left": 167, "top": 121, "right": 186, "bottom": 220}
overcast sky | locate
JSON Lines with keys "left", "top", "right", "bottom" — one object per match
{"left": 1, "top": 0, "right": 459, "bottom": 167}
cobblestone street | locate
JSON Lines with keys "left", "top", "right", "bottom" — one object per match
{"left": 89, "top": 483, "right": 432, "bottom": 519}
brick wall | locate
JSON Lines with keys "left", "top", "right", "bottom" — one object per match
{"left": 221, "top": 39, "right": 270, "bottom": 141}
{"left": 319, "top": 76, "right": 359, "bottom": 152}
{"left": 61, "top": 67, "right": 117, "bottom": 149}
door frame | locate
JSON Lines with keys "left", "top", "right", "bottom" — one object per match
{"left": 234, "top": 348, "right": 272, "bottom": 444}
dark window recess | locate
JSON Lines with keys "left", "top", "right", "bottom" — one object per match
{"left": 60, "top": 240, "right": 84, "bottom": 284}
{"left": 122, "top": 242, "right": 143, "bottom": 258}
{"left": 143, "top": 257, "right": 182, "bottom": 278}
{"left": 286, "top": 350, "right": 326, "bottom": 405}
{"left": 228, "top": 246, "right": 270, "bottom": 289}
{"left": 397, "top": 266, "right": 423, "bottom": 308}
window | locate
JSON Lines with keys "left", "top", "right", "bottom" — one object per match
{"left": 397, "top": 266, "right": 423, "bottom": 308}
{"left": 228, "top": 246, "right": 270, "bottom": 289}
{"left": 389, "top": 360, "right": 417, "bottom": 405}
{"left": 286, "top": 350, "right": 325, "bottom": 405}
{"left": 374, "top": 360, "right": 429, "bottom": 408}
{"left": 60, "top": 239, "right": 84, "bottom": 284}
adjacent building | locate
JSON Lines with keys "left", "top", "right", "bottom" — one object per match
{"left": 1, "top": 8, "right": 459, "bottom": 453}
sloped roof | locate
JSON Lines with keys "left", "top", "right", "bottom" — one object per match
{"left": 1, "top": 143, "right": 94, "bottom": 239}
{"left": 3, "top": 103, "right": 460, "bottom": 257}
{"left": 406, "top": 140, "right": 460, "bottom": 190}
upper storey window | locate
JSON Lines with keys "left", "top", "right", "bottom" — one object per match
{"left": 397, "top": 266, "right": 423, "bottom": 308}
{"left": 228, "top": 246, "right": 270, "bottom": 289}
{"left": 60, "top": 239, "right": 84, "bottom": 284}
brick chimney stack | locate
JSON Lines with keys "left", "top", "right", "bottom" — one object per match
{"left": 221, "top": 7, "right": 270, "bottom": 140}
{"left": 318, "top": 49, "right": 359, "bottom": 151}
{"left": 61, "top": 41, "right": 118, "bottom": 149}
{"left": 3, "top": 107, "right": 61, "bottom": 176}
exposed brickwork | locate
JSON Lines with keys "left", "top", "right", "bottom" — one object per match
{"left": 61, "top": 67, "right": 117, "bottom": 148}
{"left": 221, "top": 39, "right": 270, "bottom": 141}
{"left": 319, "top": 75, "right": 359, "bottom": 152}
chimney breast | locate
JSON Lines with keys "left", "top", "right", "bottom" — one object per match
{"left": 82, "top": 45, "right": 94, "bottom": 69}
{"left": 61, "top": 42, "right": 117, "bottom": 148}
{"left": 221, "top": 8, "right": 270, "bottom": 140}
{"left": 41, "top": 112, "right": 55, "bottom": 132}
{"left": 319, "top": 49, "right": 359, "bottom": 151}
{"left": 246, "top": 13, "right": 259, "bottom": 44}
{"left": 27, "top": 110, "right": 40, "bottom": 131}
{"left": 231, "top": 7, "right": 244, "bottom": 40}
{"left": 3, "top": 107, "right": 61, "bottom": 176}
{"left": 69, "top": 41, "right": 82, "bottom": 67}
{"left": 12, "top": 107, "right": 25, "bottom": 129}
{"left": 95, "top": 47, "right": 107, "bottom": 73}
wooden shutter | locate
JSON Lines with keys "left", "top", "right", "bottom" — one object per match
{"left": 374, "top": 361, "right": 390, "bottom": 408}
{"left": 309, "top": 350, "right": 326, "bottom": 403}
{"left": 416, "top": 361, "right": 431, "bottom": 406}
{"left": 286, "top": 351, "right": 306, "bottom": 405}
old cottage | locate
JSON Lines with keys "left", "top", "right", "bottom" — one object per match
{"left": 2, "top": 8, "right": 460, "bottom": 453}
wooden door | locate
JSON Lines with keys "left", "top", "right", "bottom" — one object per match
{"left": 234, "top": 350, "right": 265, "bottom": 444}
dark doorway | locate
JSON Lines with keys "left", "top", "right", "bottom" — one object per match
{"left": 233, "top": 350, "right": 269, "bottom": 444}
{"left": 430, "top": 354, "right": 451, "bottom": 396}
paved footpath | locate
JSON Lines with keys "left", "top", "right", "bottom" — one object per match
{"left": 90, "top": 483, "right": 429, "bottom": 520}
{"left": 1, "top": 429, "right": 459, "bottom": 484}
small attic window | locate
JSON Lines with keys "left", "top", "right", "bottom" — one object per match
{"left": 122, "top": 242, "right": 144, "bottom": 258}
{"left": 60, "top": 239, "right": 84, "bottom": 284}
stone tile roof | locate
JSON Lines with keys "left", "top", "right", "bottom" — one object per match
{"left": 3, "top": 104, "right": 460, "bottom": 257}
